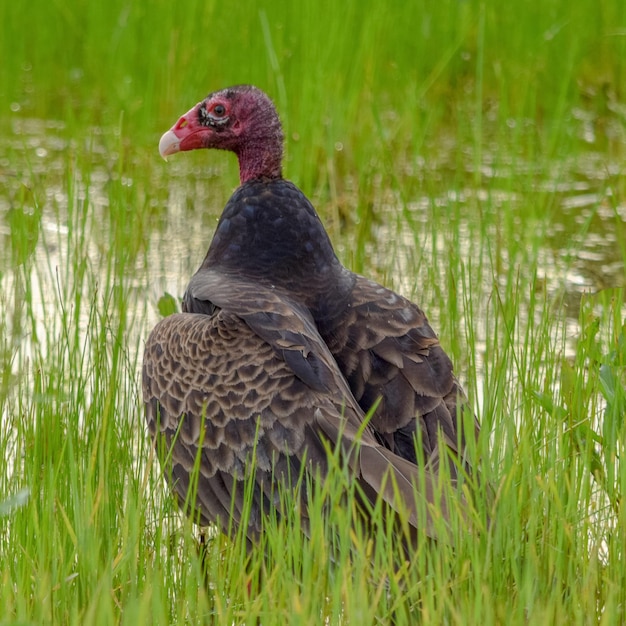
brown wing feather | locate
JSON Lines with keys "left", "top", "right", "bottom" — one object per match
{"left": 326, "top": 275, "right": 478, "bottom": 467}
{"left": 143, "top": 309, "right": 457, "bottom": 545}
{"left": 143, "top": 311, "right": 329, "bottom": 539}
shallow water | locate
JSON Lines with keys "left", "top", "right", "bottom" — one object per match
{"left": 1, "top": 115, "right": 625, "bottom": 416}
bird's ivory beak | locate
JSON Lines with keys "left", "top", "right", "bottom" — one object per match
{"left": 159, "top": 130, "right": 181, "bottom": 160}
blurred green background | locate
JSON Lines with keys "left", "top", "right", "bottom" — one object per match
{"left": 3, "top": 0, "right": 625, "bottom": 179}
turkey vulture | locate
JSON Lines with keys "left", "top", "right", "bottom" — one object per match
{"left": 143, "top": 85, "right": 479, "bottom": 548}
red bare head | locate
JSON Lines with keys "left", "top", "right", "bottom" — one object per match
{"left": 159, "top": 85, "right": 284, "bottom": 184}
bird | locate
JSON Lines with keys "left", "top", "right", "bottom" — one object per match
{"left": 143, "top": 85, "right": 480, "bottom": 549}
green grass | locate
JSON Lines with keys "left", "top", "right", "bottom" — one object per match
{"left": 1, "top": 0, "right": 626, "bottom": 623}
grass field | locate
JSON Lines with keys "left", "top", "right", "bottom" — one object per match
{"left": 1, "top": 0, "right": 626, "bottom": 623}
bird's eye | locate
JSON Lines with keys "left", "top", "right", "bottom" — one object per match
{"left": 199, "top": 101, "right": 229, "bottom": 127}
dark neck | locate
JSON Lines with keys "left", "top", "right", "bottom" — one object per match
{"left": 202, "top": 179, "right": 345, "bottom": 300}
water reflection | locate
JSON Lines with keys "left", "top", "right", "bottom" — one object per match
{"left": 1, "top": 117, "right": 625, "bottom": 420}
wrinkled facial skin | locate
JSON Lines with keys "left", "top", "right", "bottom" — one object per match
{"left": 159, "top": 86, "right": 284, "bottom": 183}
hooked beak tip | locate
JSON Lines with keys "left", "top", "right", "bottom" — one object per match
{"left": 159, "top": 129, "right": 181, "bottom": 160}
